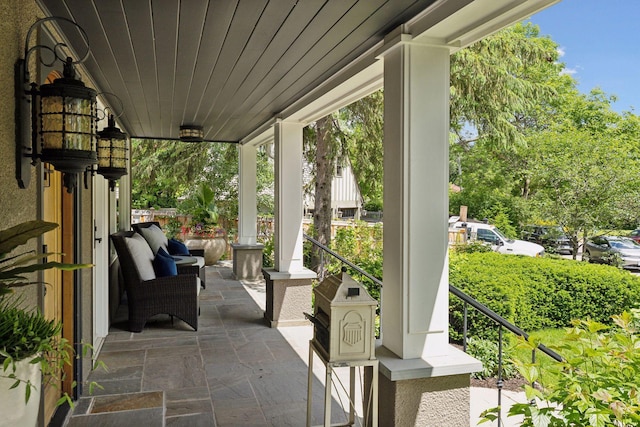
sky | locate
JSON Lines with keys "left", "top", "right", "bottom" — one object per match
{"left": 527, "top": 0, "right": 640, "bottom": 113}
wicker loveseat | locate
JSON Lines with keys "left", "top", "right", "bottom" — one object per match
{"left": 132, "top": 221, "right": 206, "bottom": 288}
{"left": 111, "top": 230, "right": 200, "bottom": 332}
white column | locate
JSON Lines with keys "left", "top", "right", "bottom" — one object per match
{"left": 238, "top": 144, "right": 258, "bottom": 245}
{"left": 381, "top": 40, "right": 450, "bottom": 359}
{"left": 274, "top": 119, "right": 305, "bottom": 273}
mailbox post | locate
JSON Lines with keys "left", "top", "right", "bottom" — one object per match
{"left": 305, "top": 269, "right": 379, "bottom": 427}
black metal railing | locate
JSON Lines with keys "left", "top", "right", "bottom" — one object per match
{"left": 303, "top": 234, "right": 563, "bottom": 427}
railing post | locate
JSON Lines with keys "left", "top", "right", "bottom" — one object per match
{"left": 497, "top": 326, "right": 503, "bottom": 427}
{"left": 463, "top": 302, "right": 468, "bottom": 352}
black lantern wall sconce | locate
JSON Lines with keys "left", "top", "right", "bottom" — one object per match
{"left": 94, "top": 108, "right": 128, "bottom": 191}
{"left": 16, "top": 17, "right": 98, "bottom": 193}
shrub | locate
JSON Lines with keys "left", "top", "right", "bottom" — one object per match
{"left": 466, "top": 337, "right": 516, "bottom": 380}
{"left": 449, "top": 252, "right": 640, "bottom": 343}
{"left": 482, "top": 311, "right": 640, "bottom": 426}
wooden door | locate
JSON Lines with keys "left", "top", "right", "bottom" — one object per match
{"left": 42, "top": 167, "right": 75, "bottom": 422}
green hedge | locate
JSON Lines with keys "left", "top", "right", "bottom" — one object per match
{"left": 449, "top": 252, "right": 640, "bottom": 342}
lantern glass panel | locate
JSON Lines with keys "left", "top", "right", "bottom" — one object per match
{"left": 41, "top": 96, "right": 63, "bottom": 149}
{"left": 97, "top": 137, "right": 127, "bottom": 168}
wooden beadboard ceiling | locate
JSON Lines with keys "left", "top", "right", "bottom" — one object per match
{"left": 37, "top": 0, "right": 560, "bottom": 143}
{"left": 38, "top": 0, "right": 438, "bottom": 142}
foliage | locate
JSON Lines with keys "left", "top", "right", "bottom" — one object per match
{"left": 466, "top": 337, "right": 516, "bottom": 380}
{"left": 450, "top": 241, "right": 493, "bottom": 254}
{"left": 527, "top": 117, "right": 640, "bottom": 256}
{"left": 0, "top": 221, "right": 91, "bottom": 295}
{"left": 340, "top": 90, "right": 384, "bottom": 209}
{"left": 131, "top": 139, "right": 209, "bottom": 209}
{"left": 260, "top": 234, "right": 274, "bottom": 269}
{"left": 600, "top": 252, "right": 624, "bottom": 269}
{"left": 179, "top": 182, "right": 221, "bottom": 237}
{"left": 163, "top": 217, "right": 183, "bottom": 240}
{"left": 482, "top": 311, "right": 640, "bottom": 427}
{"left": 0, "top": 220, "right": 96, "bottom": 405}
{"left": 303, "top": 222, "right": 383, "bottom": 302}
{"left": 131, "top": 139, "right": 257, "bottom": 230}
{"left": 449, "top": 252, "right": 640, "bottom": 342}
{"left": 450, "top": 22, "right": 563, "bottom": 149}
{"left": 0, "top": 298, "right": 72, "bottom": 404}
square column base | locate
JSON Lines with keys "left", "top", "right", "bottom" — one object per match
{"left": 231, "top": 243, "right": 264, "bottom": 280}
{"left": 365, "top": 344, "right": 481, "bottom": 427}
{"left": 262, "top": 268, "right": 316, "bottom": 328}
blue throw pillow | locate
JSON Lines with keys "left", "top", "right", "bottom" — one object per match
{"left": 167, "top": 238, "right": 190, "bottom": 256}
{"left": 153, "top": 247, "right": 177, "bottom": 277}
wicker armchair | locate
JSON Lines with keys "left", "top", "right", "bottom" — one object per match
{"left": 132, "top": 221, "right": 206, "bottom": 288}
{"left": 111, "top": 231, "right": 200, "bottom": 332}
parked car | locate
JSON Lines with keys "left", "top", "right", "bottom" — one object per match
{"left": 628, "top": 229, "right": 640, "bottom": 243}
{"left": 450, "top": 221, "right": 545, "bottom": 257}
{"left": 521, "top": 225, "right": 573, "bottom": 255}
{"left": 584, "top": 236, "right": 640, "bottom": 269}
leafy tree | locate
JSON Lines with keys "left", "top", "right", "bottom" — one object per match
{"left": 450, "top": 22, "right": 563, "bottom": 150}
{"left": 527, "top": 124, "right": 640, "bottom": 257}
{"left": 131, "top": 139, "right": 209, "bottom": 209}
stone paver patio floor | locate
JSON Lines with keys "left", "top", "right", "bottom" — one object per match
{"left": 64, "top": 262, "right": 348, "bottom": 427}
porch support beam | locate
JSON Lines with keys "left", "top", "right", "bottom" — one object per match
{"left": 233, "top": 143, "right": 264, "bottom": 280}
{"left": 374, "top": 36, "right": 480, "bottom": 426}
{"left": 262, "top": 119, "right": 315, "bottom": 327}
{"left": 237, "top": 143, "right": 258, "bottom": 246}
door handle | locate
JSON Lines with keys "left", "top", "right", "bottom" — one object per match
{"left": 95, "top": 237, "right": 103, "bottom": 244}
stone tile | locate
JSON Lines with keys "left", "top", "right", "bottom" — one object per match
{"left": 199, "top": 292, "right": 224, "bottom": 302}
{"left": 88, "top": 364, "right": 143, "bottom": 382}
{"left": 198, "top": 331, "right": 233, "bottom": 347}
{"left": 145, "top": 344, "right": 200, "bottom": 359}
{"left": 88, "top": 378, "right": 142, "bottom": 396}
{"left": 95, "top": 349, "right": 145, "bottom": 368}
{"left": 214, "top": 405, "right": 268, "bottom": 426}
{"left": 204, "top": 361, "right": 254, "bottom": 382}
{"left": 241, "top": 327, "right": 282, "bottom": 342}
{"left": 263, "top": 340, "right": 304, "bottom": 361}
{"left": 165, "top": 398, "right": 213, "bottom": 417}
{"left": 166, "top": 412, "right": 217, "bottom": 427}
{"left": 143, "top": 355, "right": 207, "bottom": 391}
{"left": 261, "top": 402, "right": 309, "bottom": 427}
{"left": 196, "top": 317, "right": 225, "bottom": 329}
{"left": 91, "top": 391, "right": 163, "bottom": 414}
{"left": 200, "top": 346, "right": 239, "bottom": 364}
{"left": 209, "top": 377, "right": 256, "bottom": 402}
{"left": 67, "top": 407, "right": 163, "bottom": 427}
{"left": 102, "top": 336, "right": 198, "bottom": 352}
{"left": 72, "top": 398, "right": 92, "bottom": 415}
{"left": 104, "top": 330, "right": 135, "bottom": 342}
{"left": 248, "top": 371, "right": 309, "bottom": 406}
{"left": 165, "top": 386, "right": 211, "bottom": 402}
{"left": 252, "top": 359, "right": 309, "bottom": 376}
{"left": 233, "top": 341, "right": 275, "bottom": 364}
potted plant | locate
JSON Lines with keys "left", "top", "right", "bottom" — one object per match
{"left": 0, "top": 220, "right": 91, "bottom": 426}
{"left": 180, "top": 183, "right": 227, "bottom": 265}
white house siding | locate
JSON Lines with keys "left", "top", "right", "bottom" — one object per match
{"left": 304, "top": 160, "right": 363, "bottom": 219}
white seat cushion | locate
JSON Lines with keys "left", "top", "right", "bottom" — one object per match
{"left": 139, "top": 224, "right": 169, "bottom": 255}
{"left": 193, "top": 256, "right": 205, "bottom": 268}
{"left": 124, "top": 233, "right": 156, "bottom": 281}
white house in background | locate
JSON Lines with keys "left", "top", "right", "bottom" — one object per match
{"left": 303, "top": 157, "right": 364, "bottom": 220}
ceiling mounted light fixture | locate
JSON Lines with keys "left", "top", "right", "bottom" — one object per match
{"left": 179, "top": 125, "right": 204, "bottom": 142}
{"left": 16, "top": 16, "right": 97, "bottom": 193}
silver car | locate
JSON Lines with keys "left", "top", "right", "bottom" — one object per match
{"left": 584, "top": 236, "right": 640, "bottom": 269}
